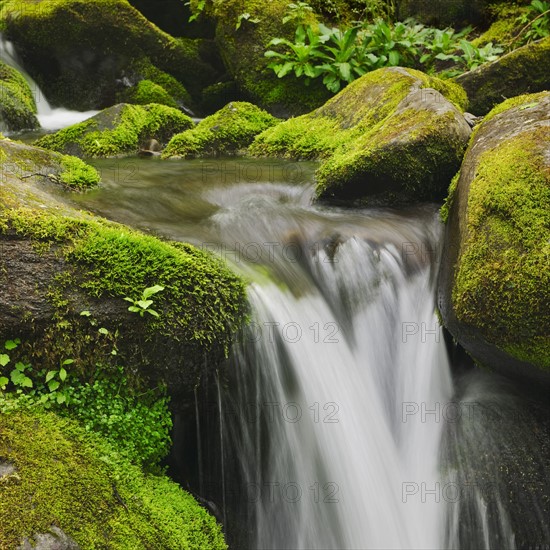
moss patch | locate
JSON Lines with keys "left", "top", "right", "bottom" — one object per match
{"left": 0, "top": 61, "right": 39, "bottom": 131}
{"left": 449, "top": 93, "right": 550, "bottom": 369}
{"left": 0, "top": 409, "right": 227, "bottom": 549}
{"left": 251, "top": 67, "right": 469, "bottom": 204}
{"left": 162, "top": 101, "right": 280, "bottom": 158}
{"left": 0, "top": 138, "right": 100, "bottom": 190}
{"left": 0, "top": 0, "right": 218, "bottom": 110}
{"left": 35, "top": 103, "right": 194, "bottom": 158}
{"left": 0, "top": 206, "right": 247, "bottom": 349}
{"left": 454, "top": 36, "right": 550, "bottom": 115}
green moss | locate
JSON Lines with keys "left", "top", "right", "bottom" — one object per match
{"left": 35, "top": 104, "right": 194, "bottom": 158}
{"left": 0, "top": 0, "right": 216, "bottom": 109}
{"left": 162, "top": 101, "right": 280, "bottom": 158}
{"left": 478, "top": 91, "right": 549, "bottom": 128}
{"left": 0, "top": 61, "right": 39, "bottom": 131}
{"left": 454, "top": 36, "right": 550, "bottom": 115}
{"left": 251, "top": 67, "right": 468, "bottom": 203}
{"left": 0, "top": 408, "right": 227, "bottom": 549}
{"left": 453, "top": 126, "right": 550, "bottom": 369}
{"left": 0, "top": 138, "right": 100, "bottom": 190}
{"left": 119, "top": 80, "right": 178, "bottom": 109}
{"left": 0, "top": 207, "right": 247, "bottom": 349}
{"left": 472, "top": 4, "right": 528, "bottom": 48}
{"left": 59, "top": 155, "right": 101, "bottom": 189}
{"left": 440, "top": 172, "right": 460, "bottom": 223}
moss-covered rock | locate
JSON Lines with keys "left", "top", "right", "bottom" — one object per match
{"left": 0, "top": 61, "right": 39, "bottom": 132}
{"left": 438, "top": 92, "right": 550, "bottom": 384}
{"left": 34, "top": 103, "right": 194, "bottom": 158}
{"left": 0, "top": 409, "right": 227, "bottom": 549}
{"left": 251, "top": 67, "right": 470, "bottom": 205}
{"left": 454, "top": 36, "right": 550, "bottom": 115}
{"left": 471, "top": 3, "right": 530, "bottom": 48}
{"left": 162, "top": 101, "right": 280, "bottom": 159}
{"left": 0, "top": 141, "right": 247, "bottom": 395}
{"left": 0, "top": 137, "right": 100, "bottom": 190}
{"left": 0, "top": 0, "right": 219, "bottom": 110}
{"left": 208, "top": 0, "right": 331, "bottom": 116}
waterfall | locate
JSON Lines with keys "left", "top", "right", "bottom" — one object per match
{"left": 211, "top": 189, "right": 453, "bottom": 548}
{"left": 0, "top": 35, "right": 98, "bottom": 131}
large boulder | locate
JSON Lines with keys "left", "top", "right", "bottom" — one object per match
{"left": 454, "top": 37, "right": 550, "bottom": 116}
{"left": 208, "top": 0, "right": 331, "bottom": 116}
{"left": 0, "top": 138, "right": 248, "bottom": 396}
{"left": 0, "top": 0, "right": 220, "bottom": 111}
{"left": 162, "top": 101, "right": 280, "bottom": 159}
{"left": 34, "top": 103, "right": 193, "bottom": 158}
{"left": 251, "top": 67, "right": 471, "bottom": 205}
{"left": 0, "top": 61, "right": 38, "bottom": 132}
{"left": 438, "top": 92, "right": 550, "bottom": 385}
{"left": 0, "top": 409, "right": 227, "bottom": 549}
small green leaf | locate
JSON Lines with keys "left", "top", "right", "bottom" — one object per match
{"left": 128, "top": 306, "right": 140, "bottom": 313}
{"left": 519, "top": 102, "right": 539, "bottom": 110}
{"left": 142, "top": 285, "right": 165, "bottom": 299}
{"left": 0, "top": 354, "right": 9, "bottom": 367}
{"left": 59, "top": 368, "right": 67, "bottom": 382}
{"left": 4, "top": 339, "right": 20, "bottom": 350}
{"left": 146, "top": 309, "right": 160, "bottom": 318}
{"left": 137, "top": 300, "right": 153, "bottom": 310}
{"left": 56, "top": 393, "right": 67, "bottom": 404}
{"left": 0, "top": 376, "right": 8, "bottom": 389}
{"left": 48, "top": 380, "right": 60, "bottom": 392}
{"left": 46, "top": 370, "right": 58, "bottom": 383}
{"left": 98, "top": 327, "right": 109, "bottom": 335}
{"left": 62, "top": 359, "right": 74, "bottom": 366}
{"left": 80, "top": 310, "right": 91, "bottom": 317}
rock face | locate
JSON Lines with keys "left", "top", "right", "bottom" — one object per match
{"left": 251, "top": 67, "right": 471, "bottom": 205}
{"left": 34, "top": 103, "right": 193, "bottom": 158}
{"left": 0, "top": 0, "right": 219, "bottom": 111}
{"left": 162, "top": 101, "right": 280, "bottom": 159}
{"left": 454, "top": 37, "right": 550, "bottom": 116}
{"left": 18, "top": 527, "right": 80, "bottom": 550}
{"left": 438, "top": 92, "right": 550, "bottom": 385}
{"left": 0, "top": 61, "right": 39, "bottom": 132}
{"left": 0, "top": 138, "right": 247, "bottom": 397}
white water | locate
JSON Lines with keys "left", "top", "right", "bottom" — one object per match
{"left": 220, "top": 194, "right": 455, "bottom": 548}
{"left": 0, "top": 35, "right": 98, "bottom": 131}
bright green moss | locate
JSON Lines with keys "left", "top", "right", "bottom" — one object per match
{"left": 0, "top": 61, "right": 39, "bottom": 131}
{"left": 0, "top": 409, "right": 227, "bottom": 549}
{"left": 472, "top": 4, "right": 528, "bottom": 48}
{"left": 119, "top": 79, "right": 178, "bottom": 109}
{"left": 0, "top": 207, "right": 248, "bottom": 349}
{"left": 162, "top": 101, "right": 280, "bottom": 158}
{"left": 453, "top": 126, "right": 550, "bottom": 369}
{"left": 59, "top": 155, "right": 101, "bottom": 189}
{"left": 478, "top": 91, "right": 549, "bottom": 127}
{"left": 251, "top": 67, "right": 468, "bottom": 203}
{"left": 0, "top": 138, "right": 100, "bottom": 190}
{"left": 35, "top": 104, "right": 194, "bottom": 158}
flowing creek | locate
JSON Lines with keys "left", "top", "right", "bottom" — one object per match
{"left": 60, "top": 157, "right": 550, "bottom": 550}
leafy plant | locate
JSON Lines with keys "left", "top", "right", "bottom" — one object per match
{"left": 512, "top": 0, "right": 550, "bottom": 46}
{"left": 282, "top": 1, "right": 314, "bottom": 24}
{"left": 236, "top": 12, "right": 261, "bottom": 30}
{"left": 124, "top": 285, "right": 165, "bottom": 317}
{"left": 185, "top": 0, "right": 206, "bottom": 23}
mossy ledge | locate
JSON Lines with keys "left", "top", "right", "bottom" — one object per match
{"left": 438, "top": 92, "right": 550, "bottom": 380}
{"left": 0, "top": 409, "right": 227, "bottom": 549}
{"left": 162, "top": 101, "right": 280, "bottom": 159}
{"left": 251, "top": 67, "right": 470, "bottom": 205}
{"left": 0, "top": 137, "right": 100, "bottom": 190}
{"left": 34, "top": 103, "right": 194, "bottom": 158}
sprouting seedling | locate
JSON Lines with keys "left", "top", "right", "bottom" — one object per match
{"left": 124, "top": 285, "right": 165, "bottom": 317}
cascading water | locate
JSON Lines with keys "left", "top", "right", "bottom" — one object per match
{"left": 0, "top": 35, "right": 98, "bottom": 131}
{"left": 73, "top": 159, "right": 550, "bottom": 550}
